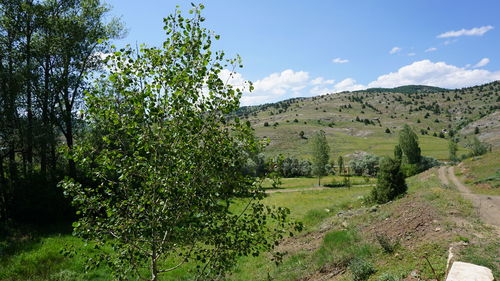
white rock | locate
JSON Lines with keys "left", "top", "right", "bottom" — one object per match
{"left": 446, "top": 261, "right": 493, "bottom": 281}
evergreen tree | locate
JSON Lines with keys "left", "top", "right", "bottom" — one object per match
{"left": 311, "top": 130, "right": 330, "bottom": 185}
{"left": 371, "top": 157, "right": 407, "bottom": 203}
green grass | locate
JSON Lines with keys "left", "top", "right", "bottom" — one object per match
{"left": 0, "top": 230, "right": 111, "bottom": 281}
{"left": 2, "top": 163, "right": 498, "bottom": 280}
{"left": 262, "top": 175, "right": 375, "bottom": 190}
{"left": 460, "top": 151, "right": 500, "bottom": 195}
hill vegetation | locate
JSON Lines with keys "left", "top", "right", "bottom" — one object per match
{"left": 235, "top": 81, "right": 499, "bottom": 161}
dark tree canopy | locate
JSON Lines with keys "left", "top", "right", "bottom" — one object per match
{"left": 371, "top": 157, "right": 407, "bottom": 204}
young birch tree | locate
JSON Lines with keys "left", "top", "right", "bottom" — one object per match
{"left": 61, "top": 4, "right": 300, "bottom": 281}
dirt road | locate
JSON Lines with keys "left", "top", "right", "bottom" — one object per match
{"left": 439, "top": 166, "right": 500, "bottom": 227}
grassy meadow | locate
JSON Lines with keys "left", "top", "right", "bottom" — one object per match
{"left": 3, "top": 159, "right": 499, "bottom": 280}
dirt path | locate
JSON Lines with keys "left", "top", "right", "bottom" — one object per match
{"left": 443, "top": 166, "right": 500, "bottom": 227}
{"left": 438, "top": 166, "right": 450, "bottom": 186}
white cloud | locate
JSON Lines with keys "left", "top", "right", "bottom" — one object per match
{"left": 389, "top": 47, "right": 402, "bottom": 54}
{"left": 473, "top": 58, "right": 490, "bottom": 68}
{"left": 309, "top": 78, "right": 366, "bottom": 95}
{"left": 239, "top": 59, "right": 500, "bottom": 106}
{"left": 407, "top": 52, "right": 416, "bottom": 57}
{"left": 425, "top": 47, "right": 437, "bottom": 52}
{"left": 437, "top": 25, "right": 494, "bottom": 38}
{"left": 311, "top": 77, "right": 335, "bottom": 85}
{"left": 240, "top": 69, "right": 310, "bottom": 105}
{"left": 368, "top": 59, "right": 500, "bottom": 89}
{"left": 253, "top": 69, "right": 309, "bottom": 95}
{"left": 332, "top": 57, "right": 349, "bottom": 64}
{"left": 333, "top": 78, "right": 366, "bottom": 92}
{"left": 218, "top": 69, "right": 248, "bottom": 89}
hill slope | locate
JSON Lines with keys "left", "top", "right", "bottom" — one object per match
{"left": 238, "top": 81, "right": 500, "bottom": 160}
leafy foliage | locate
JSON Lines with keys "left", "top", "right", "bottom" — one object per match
{"left": 399, "top": 124, "right": 421, "bottom": 165}
{"left": 311, "top": 130, "right": 330, "bottom": 185}
{"left": 349, "top": 153, "right": 380, "bottom": 177}
{"left": 61, "top": 5, "right": 300, "bottom": 280}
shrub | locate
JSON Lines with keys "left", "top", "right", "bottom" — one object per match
{"left": 371, "top": 157, "right": 407, "bottom": 204}
{"left": 375, "top": 233, "right": 398, "bottom": 253}
{"left": 377, "top": 273, "right": 402, "bottom": 281}
{"left": 349, "top": 258, "right": 376, "bottom": 281}
{"left": 349, "top": 154, "right": 380, "bottom": 176}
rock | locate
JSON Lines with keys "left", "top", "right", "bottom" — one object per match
{"left": 446, "top": 261, "right": 494, "bottom": 281}
{"left": 435, "top": 227, "right": 441, "bottom": 232}
{"left": 410, "top": 270, "right": 420, "bottom": 278}
{"left": 341, "top": 221, "right": 348, "bottom": 228}
{"left": 370, "top": 206, "right": 378, "bottom": 212}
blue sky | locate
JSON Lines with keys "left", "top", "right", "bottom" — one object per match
{"left": 106, "top": 0, "right": 500, "bottom": 105}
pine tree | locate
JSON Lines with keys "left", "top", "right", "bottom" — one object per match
{"left": 371, "top": 157, "right": 407, "bottom": 203}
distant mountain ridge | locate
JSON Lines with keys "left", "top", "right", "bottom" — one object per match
{"left": 359, "top": 85, "right": 448, "bottom": 94}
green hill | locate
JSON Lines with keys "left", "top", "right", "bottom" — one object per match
{"left": 237, "top": 81, "right": 500, "bottom": 161}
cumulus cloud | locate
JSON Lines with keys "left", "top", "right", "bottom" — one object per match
{"left": 425, "top": 47, "right": 437, "bottom": 52}
{"left": 389, "top": 47, "right": 402, "bottom": 54}
{"left": 253, "top": 69, "right": 309, "bottom": 95}
{"left": 239, "top": 59, "right": 500, "bottom": 105}
{"left": 332, "top": 57, "right": 349, "bottom": 64}
{"left": 367, "top": 59, "right": 500, "bottom": 89}
{"left": 311, "top": 77, "right": 335, "bottom": 85}
{"left": 437, "top": 25, "right": 494, "bottom": 38}
{"left": 309, "top": 78, "right": 366, "bottom": 95}
{"left": 473, "top": 58, "right": 490, "bottom": 68}
{"left": 239, "top": 69, "right": 309, "bottom": 105}
{"left": 218, "top": 69, "right": 248, "bottom": 89}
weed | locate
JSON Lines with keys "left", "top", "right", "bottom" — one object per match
{"left": 349, "top": 257, "right": 376, "bottom": 281}
{"left": 375, "top": 234, "right": 399, "bottom": 254}
{"left": 377, "top": 272, "right": 402, "bottom": 281}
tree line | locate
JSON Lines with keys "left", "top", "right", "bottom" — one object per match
{"left": 0, "top": 0, "right": 121, "bottom": 223}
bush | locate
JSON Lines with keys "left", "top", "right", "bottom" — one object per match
{"left": 468, "top": 136, "right": 488, "bottom": 156}
{"left": 349, "top": 258, "right": 376, "bottom": 281}
{"left": 419, "top": 156, "right": 440, "bottom": 171}
{"left": 371, "top": 158, "right": 407, "bottom": 204}
{"left": 349, "top": 154, "right": 380, "bottom": 176}
{"left": 377, "top": 273, "right": 402, "bottom": 281}
{"left": 375, "top": 233, "right": 399, "bottom": 253}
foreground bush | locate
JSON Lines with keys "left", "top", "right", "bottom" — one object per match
{"left": 371, "top": 158, "right": 407, "bottom": 204}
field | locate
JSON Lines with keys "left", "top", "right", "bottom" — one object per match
{"left": 2, "top": 159, "right": 499, "bottom": 280}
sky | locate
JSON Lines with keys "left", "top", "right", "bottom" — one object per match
{"left": 105, "top": 0, "right": 500, "bottom": 105}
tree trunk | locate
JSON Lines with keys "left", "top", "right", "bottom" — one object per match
{"left": 65, "top": 111, "right": 76, "bottom": 178}
{"left": 25, "top": 11, "right": 34, "bottom": 174}
{"left": 151, "top": 245, "right": 158, "bottom": 281}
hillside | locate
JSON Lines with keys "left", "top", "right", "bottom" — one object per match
{"left": 237, "top": 81, "right": 500, "bottom": 160}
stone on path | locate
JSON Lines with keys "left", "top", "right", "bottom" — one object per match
{"left": 446, "top": 261, "right": 494, "bottom": 281}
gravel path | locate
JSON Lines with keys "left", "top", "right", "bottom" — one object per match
{"left": 441, "top": 166, "right": 500, "bottom": 227}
